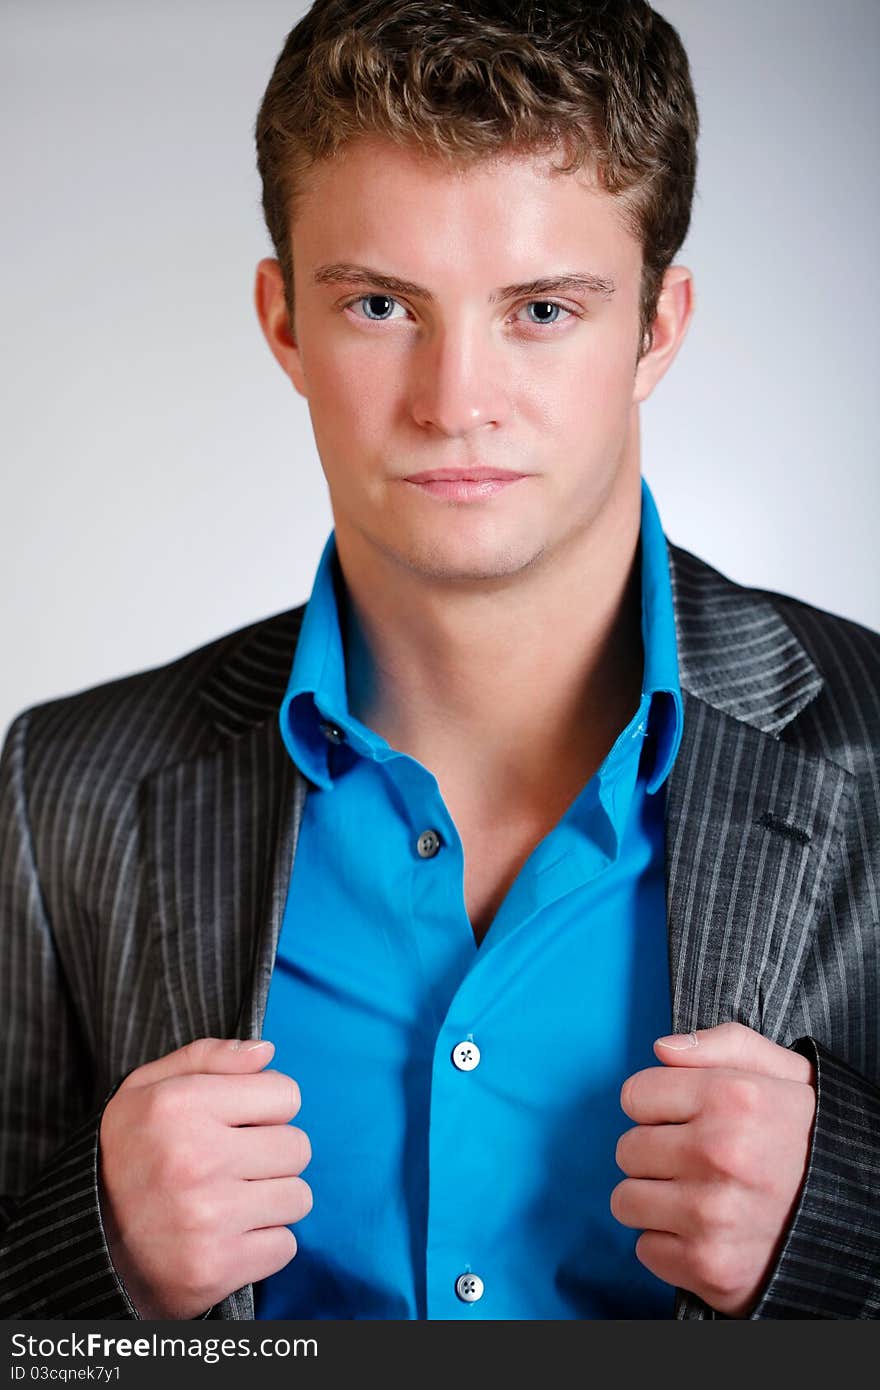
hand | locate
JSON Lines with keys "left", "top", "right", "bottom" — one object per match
{"left": 98, "top": 1037, "right": 312, "bottom": 1320}
{"left": 610, "top": 1021, "right": 817, "bottom": 1317}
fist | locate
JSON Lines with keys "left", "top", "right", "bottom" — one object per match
{"left": 98, "top": 1037, "right": 312, "bottom": 1319}
{"left": 610, "top": 1021, "right": 817, "bottom": 1317}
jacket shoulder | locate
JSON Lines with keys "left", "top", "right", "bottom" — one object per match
{"left": 4, "top": 605, "right": 305, "bottom": 784}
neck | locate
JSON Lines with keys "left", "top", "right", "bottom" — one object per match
{"left": 335, "top": 465, "right": 645, "bottom": 800}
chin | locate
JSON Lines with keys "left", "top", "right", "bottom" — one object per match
{"left": 384, "top": 527, "right": 547, "bottom": 586}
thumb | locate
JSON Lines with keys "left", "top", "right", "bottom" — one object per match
{"left": 653, "top": 1020, "right": 813, "bottom": 1084}
{"left": 121, "top": 1036, "right": 276, "bottom": 1090}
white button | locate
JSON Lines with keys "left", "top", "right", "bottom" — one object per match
{"left": 416, "top": 828, "right": 441, "bottom": 858}
{"left": 455, "top": 1273, "right": 484, "bottom": 1303}
{"left": 319, "top": 720, "right": 345, "bottom": 744}
{"left": 452, "top": 1040, "right": 481, "bottom": 1071}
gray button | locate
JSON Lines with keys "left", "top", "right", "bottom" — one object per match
{"left": 416, "top": 828, "right": 441, "bottom": 858}
{"left": 455, "top": 1273, "right": 484, "bottom": 1303}
{"left": 452, "top": 1041, "right": 481, "bottom": 1071}
{"left": 319, "top": 720, "right": 345, "bottom": 744}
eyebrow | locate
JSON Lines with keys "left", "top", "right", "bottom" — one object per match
{"left": 312, "top": 261, "right": 616, "bottom": 302}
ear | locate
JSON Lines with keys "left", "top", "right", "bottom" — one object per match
{"left": 253, "top": 257, "right": 308, "bottom": 397}
{"left": 632, "top": 264, "right": 694, "bottom": 404}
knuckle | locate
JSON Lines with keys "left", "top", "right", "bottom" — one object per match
{"left": 614, "top": 1128, "right": 633, "bottom": 1172}
{"left": 609, "top": 1179, "right": 626, "bottom": 1220}
{"left": 112, "top": 1069, "right": 137, "bottom": 1099}
{"left": 620, "top": 1075, "right": 636, "bottom": 1114}
{"left": 181, "top": 1038, "right": 217, "bottom": 1068}
{"left": 634, "top": 1230, "right": 656, "bottom": 1270}
{"left": 271, "top": 1073, "right": 300, "bottom": 1120}
{"left": 177, "top": 1238, "right": 222, "bottom": 1300}
{"left": 724, "top": 1074, "right": 762, "bottom": 1117}
{"left": 720, "top": 1021, "right": 749, "bottom": 1044}
{"left": 293, "top": 1177, "right": 314, "bottom": 1220}
{"left": 289, "top": 1125, "right": 312, "bottom": 1172}
{"left": 144, "top": 1077, "right": 187, "bottom": 1125}
{"left": 690, "top": 1240, "right": 738, "bottom": 1298}
{"left": 262, "top": 1228, "right": 298, "bottom": 1276}
{"left": 179, "top": 1190, "right": 219, "bottom": 1235}
{"left": 286, "top": 1076, "right": 302, "bottom": 1118}
{"left": 689, "top": 1241, "right": 721, "bottom": 1293}
{"left": 282, "top": 1228, "right": 298, "bottom": 1262}
{"left": 702, "top": 1125, "right": 751, "bottom": 1182}
{"left": 268, "top": 1071, "right": 301, "bottom": 1118}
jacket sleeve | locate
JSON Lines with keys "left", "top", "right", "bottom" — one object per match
{"left": 0, "top": 710, "right": 143, "bottom": 1317}
{"left": 747, "top": 1034, "right": 880, "bottom": 1319}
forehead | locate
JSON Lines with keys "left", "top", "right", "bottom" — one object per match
{"left": 290, "top": 133, "right": 641, "bottom": 280}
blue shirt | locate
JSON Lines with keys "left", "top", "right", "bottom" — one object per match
{"left": 253, "top": 475, "right": 684, "bottom": 1319}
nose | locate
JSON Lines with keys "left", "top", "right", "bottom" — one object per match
{"left": 408, "top": 318, "right": 511, "bottom": 438}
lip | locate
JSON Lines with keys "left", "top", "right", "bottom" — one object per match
{"left": 403, "top": 467, "right": 527, "bottom": 483}
{"left": 401, "top": 466, "right": 531, "bottom": 502}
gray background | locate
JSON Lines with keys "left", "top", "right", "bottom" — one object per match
{"left": 2, "top": 0, "right": 878, "bottom": 742}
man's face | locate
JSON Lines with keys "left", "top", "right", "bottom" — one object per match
{"left": 259, "top": 133, "right": 683, "bottom": 586}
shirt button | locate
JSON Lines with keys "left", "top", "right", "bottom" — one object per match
{"left": 319, "top": 720, "right": 345, "bottom": 744}
{"left": 452, "top": 1041, "right": 481, "bottom": 1071}
{"left": 455, "top": 1273, "right": 484, "bottom": 1303}
{"left": 416, "top": 828, "right": 442, "bottom": 858}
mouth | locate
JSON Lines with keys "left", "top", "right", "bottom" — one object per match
{"left": 401, "top": 466, "right": 531, "bottom": 502}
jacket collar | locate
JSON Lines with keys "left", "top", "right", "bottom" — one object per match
{"left": 667, "top": 543, "right": 823, "bottom": 733}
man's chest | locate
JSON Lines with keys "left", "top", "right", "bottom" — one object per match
{"left": 451, "top": 790, "right": 597, "bottom": 946}
{"left": 459, "top": 827, "right": 534, "bottom": 946}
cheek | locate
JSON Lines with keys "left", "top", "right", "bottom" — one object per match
{"left": 529, "top": 343, "right": 635, "bottom": 440}
{"left": 306, "top": 337, "right": 380, "bottom": 408}
{"left": 304, "top": 341, "right": 395, "bottom": 466}
{"left": 523, "top": 306, "right": 639, "bottom": 402}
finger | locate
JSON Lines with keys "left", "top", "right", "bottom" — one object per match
{"left": 123, "top": 1037, "right": 276, "bottom": 1090}
{"left": 653, "top": 1021, "right": 814, "bottom": 1086}
{"left": 610, "top": 1175, "right": 683, "bottom": 1234}
{"left": 615, "top": 1122, "right": 691, "bottom": 1180}
{"left": 162, "top": 1069, "right": 303, "bottom": 1127}
{"left": 620, "top": 1066, "right": 704, "bottom": 1123}
{"left": 229, "top": 1123, "right": 312, "bottom": 1179}
{"left": 235, "top": 1225, "right": 299, "bottom": 1285}
{"left": 632, "top": 1230, "right": 693, "bottom": 1295}
{"left": 238, "top": 1174, "right": 314, "bottom": 1232}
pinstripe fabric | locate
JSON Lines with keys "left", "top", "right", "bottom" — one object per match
{"left": 1, "top": 538, "right": 878, "bottom": 1320}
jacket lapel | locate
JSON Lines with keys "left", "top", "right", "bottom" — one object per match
{"left": 143, "top": 608, "right": 309, "bottom": 1057}
{"left": 664, "top": 542, "right": 852, "bottom": 1319}
{"left": 144, "top": 715, "right": 306, "bottom": 1054}
{"left": 141, "top": 609, "right": 309, "bottom": 1321}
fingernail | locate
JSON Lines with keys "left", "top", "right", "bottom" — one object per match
{"left": 656, "top": 1031, "right": 698, "bottom": 1050}
{"left": 231, "top": 1038, "right": 273, "bottom": 1052}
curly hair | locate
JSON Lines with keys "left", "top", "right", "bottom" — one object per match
{"left": 255, "top": 1, "right": 699, "bottom": 353}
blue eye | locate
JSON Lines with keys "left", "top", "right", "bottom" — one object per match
{"left": 353, "top": 294, "right": 405, "bottom": 321}
{"left": 519, "top": 301, "right": 569, "bottom": 325}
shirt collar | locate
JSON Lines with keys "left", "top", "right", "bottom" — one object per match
{"left": 279, "top": 474, "right": 684, "bottom": 794}
{"left": 278, "top": 536, "right": 368, "bottom": 790}
{"left": 637, "top": 473, "right": 685, "bottom": 794}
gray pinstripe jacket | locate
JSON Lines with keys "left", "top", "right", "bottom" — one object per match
{"left": 1, "top": 539, "right": 878, "bottom": 1320}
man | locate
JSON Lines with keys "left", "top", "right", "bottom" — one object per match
{"left": 1, "top": 0, "right": 878, "bottom": 1322}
